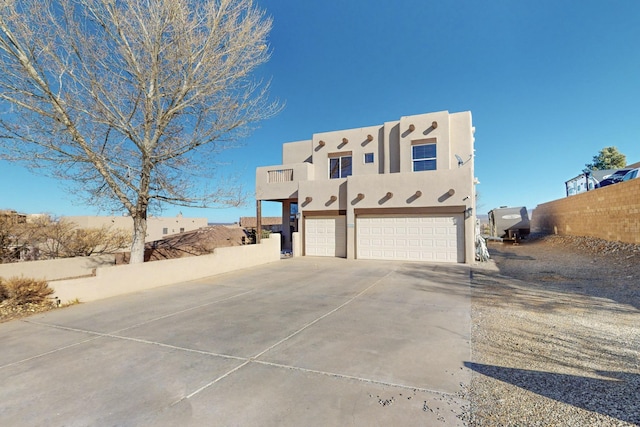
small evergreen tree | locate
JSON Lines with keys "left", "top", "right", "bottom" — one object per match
{"left": 585, "top": 147, "right": 626, "bottom": 171}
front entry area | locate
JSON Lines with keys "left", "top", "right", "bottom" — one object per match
{"left": 304, "top": 216, "right": 347, "bottom": 257}
{"left": 356, "top": 214, "right": 464, "bottom": 263}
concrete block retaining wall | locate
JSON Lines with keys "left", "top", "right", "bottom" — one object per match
{"left": 532, "top": 179, "right": 640, "bottom": 244}
{"left": 51, "top": 234, "right": 281, "bottom": 303}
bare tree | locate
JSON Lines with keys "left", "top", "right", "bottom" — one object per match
{"left": 26, "top": 215, "right": 75, "bottom": 260}
{"left": 0, "top": 0, "right": 279, "bottom": 263}
{"left": 65, "top": 226, "right": 131, "bottom": 257}
{"left": 27, "top": 215, "right": 131, "bottom": 258}
{"left": 0, "top": 212, "right": 30, "bottom": 263}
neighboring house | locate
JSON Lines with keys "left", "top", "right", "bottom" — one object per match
{"left": 627, "top": 161, "right": 640, "bottom": 169}
{"left": 239, "top": 217, "right": 283, "bottom": 234}
{"left": 565, "top": 170, "right": 615, "bottom": 196}
{"left": 0, "top": 209, "right": 27, "bottom": 225}
{"left": 565, "top": 161, "right": 640, "bottom": 196}
{"left": 64, "top": 214, "right": 208, "bottom": 242}
{"left": 255, "top": 110, "right": 477, "bottom": 263}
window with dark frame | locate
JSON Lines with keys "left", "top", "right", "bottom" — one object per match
{"left": 329, "top": 155, "right": 352, "bottom": 179}
{"left": 412, "top": 143, "right": 437, "bottom": 171}
{"left": 364, "top": 153, "right": 374, "bottom": 164}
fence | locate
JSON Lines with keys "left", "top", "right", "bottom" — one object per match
{"left": 49, "top": 234, "right": 281, "bottom": 303}
{"left": 0, "top": 254, "right": 115, "bottom": 281}
{"left": 532, "top": 178, "right": 640, "bottom": 244}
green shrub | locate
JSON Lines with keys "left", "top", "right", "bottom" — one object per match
{"left": 1, "top": 276, "right": 54, "bottom": 305}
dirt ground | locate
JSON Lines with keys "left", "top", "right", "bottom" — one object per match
{"left": 0, "top": 300, "right": 58, "bottom": 323}
{"left": 468, "top": 234, "right": 640, "bottom": 426}
{"left": 485, "top": 234, "right": 639, "bottom": 309}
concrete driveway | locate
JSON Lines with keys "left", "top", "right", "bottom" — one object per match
{"left": 0, "top": 258, "right": 471, "bottom": 426}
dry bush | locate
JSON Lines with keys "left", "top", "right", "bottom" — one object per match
{"left": 1, "top": 276, "right": 54, "bottom": 305}
{"left": 0, "top": 279, "right": 9, "bottom": 301}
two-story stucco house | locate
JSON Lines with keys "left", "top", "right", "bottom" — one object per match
{"left": 256, "top": 110, "right": 477, "bottom": 263}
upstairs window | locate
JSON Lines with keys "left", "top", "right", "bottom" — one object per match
{"left": 364, "top": 153, "right": 374, "bottom": 164}
{"left": 412, "top": 143, "right": 437, "bottom": 171}
{"left": 329, "top": 153, "right": 352, "bottom": 179}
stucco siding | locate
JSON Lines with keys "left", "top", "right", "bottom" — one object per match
{"left": 283, "top": 140, "right": 313, "bottom": 164}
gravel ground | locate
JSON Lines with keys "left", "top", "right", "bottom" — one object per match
{"left": 467, "top": 234, "right": 640, "bottom": 426}
{"left": 0, "top": 299, "right": 58, "bottom": 323}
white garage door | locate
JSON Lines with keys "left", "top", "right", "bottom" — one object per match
{"left": 357, "top": 215, "right": 464, "bottom": 262}
{"left": 305, "top": 216, "right": 347, "bottom": 257}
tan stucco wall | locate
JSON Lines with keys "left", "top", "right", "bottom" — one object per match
{"left": 341, "top": 170, "right": 473, "bottom": 262}
{"left": 384, "top": 121, "right": 401, "bottom": 173}
{"left": 399, "top": 111, "right": 451, "bottom": 172}
{"left": 0, "top": 255, "right": 115, "bottom": 281}
{"left": 310, "top": 124, "right": 383, "bottom": 181}
{"left": 51, "top": 234, "right": 281, "bottom": 303}
{"left": 256, "top": 162, "right": 313, "bottom": 201}
{"left": 532, "top": 178, "right": 640, "bottom": 244}
{"left": 283, "top": 140, "right": 313, "bottom": 164}
{"left": 298, "top": 179, "right": 348, "bottom": 210}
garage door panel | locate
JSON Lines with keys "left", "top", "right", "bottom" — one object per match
{"left": 357, "top": 214, "right": 464, "bottom": 263}
{"left": 305, "top": 216, "right": 346, "bottom": 258}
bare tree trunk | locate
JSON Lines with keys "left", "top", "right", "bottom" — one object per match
{"left": 130, "top": 214, "right": 147, "bottom": 264}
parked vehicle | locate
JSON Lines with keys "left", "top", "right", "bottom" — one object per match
{"left": 488, "top": 206, "right": 530, "bottom": 242}
{"left": 621, "top": 168, "right": 640, "bottom": 182}
{"left": 595, "top": 169, "right": 631, "bottom": 188}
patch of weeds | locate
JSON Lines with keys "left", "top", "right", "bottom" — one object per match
{"left": 62, "top": 298, "right": 81, "bottom": 307}
{"left": 0, "top": 276, "right": 57, "bottom": 322}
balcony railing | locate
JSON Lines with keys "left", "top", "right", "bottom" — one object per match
{"left": 268, "top": 169, "right": 294, "bottom": 183}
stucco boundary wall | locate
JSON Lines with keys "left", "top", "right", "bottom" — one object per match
{"left": 51, "top": 234, "right": 281, "bottom": 303}
{"left": 0, "top": 254, "right": 116, "bottom": 282}
{"left": 532, "top": 179, "right": 640, "bottom": 244}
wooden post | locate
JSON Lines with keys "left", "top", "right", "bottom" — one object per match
{"left": 256, "top": 199, "right": 262, "bottom": 243}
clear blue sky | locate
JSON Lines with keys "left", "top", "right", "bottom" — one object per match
{"left": 2, "top": 0, "right": 640, "bottom": 222}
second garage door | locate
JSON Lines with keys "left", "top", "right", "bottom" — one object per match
{"left": 357, "top": 215, "right": 464, "bottom": 262}
{"left": 305, "top": 216, "right": 347, "bottom": 257}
